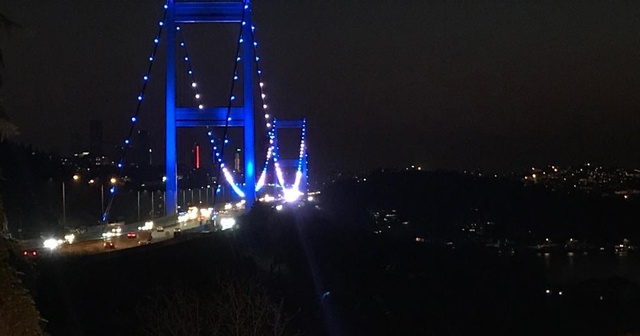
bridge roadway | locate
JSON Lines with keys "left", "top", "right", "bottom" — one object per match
{"left": 18, "top": 211, "right": 241, "bottom": 256}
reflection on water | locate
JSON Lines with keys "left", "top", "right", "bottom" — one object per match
{"left": 534, "top": 250, "right": 640, "bottom": 285}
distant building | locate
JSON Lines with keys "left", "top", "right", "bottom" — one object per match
{"left": 89, "top": 120, "right": 103, "bottom": 157}
{"left": 69, "top": 131, "right": 82, "bottom": 155}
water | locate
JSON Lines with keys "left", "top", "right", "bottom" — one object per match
{"left": 534, "top": 250, "right": 640, "bottom": 285}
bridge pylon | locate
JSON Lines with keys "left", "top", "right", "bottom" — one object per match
{"left": 164, "top": 0, "right": 257, "bottom": 214}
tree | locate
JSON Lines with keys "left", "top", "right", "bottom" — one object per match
{"left": 0, "top": 13, "right": 19, "bottom": 139}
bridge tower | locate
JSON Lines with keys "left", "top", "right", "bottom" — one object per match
{"left": 165, "top": 0, "right": 256, "bottom": 214}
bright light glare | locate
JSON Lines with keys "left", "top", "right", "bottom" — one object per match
{"left": 307, "top": 196, "right": 314, "bottom": 202}
{"left": 64, "top": 234, "right": 75, "bottom": 244}
{"left": 275, "top": 204, "right": 283, "bottom": 211}
{"left": 220, "top": 217, "right": 236, "bottom": 230}
{"left": 224, "top": 203, "right": 233, "bottom": 210}
{"left": 283, "top": 188, "right": 302, "bottom": 203}
{"left": 43, "top": 238, "right": 62, "bottom": 250}
{"left": 200, "top": 208, "right": 213, "bottom": 218}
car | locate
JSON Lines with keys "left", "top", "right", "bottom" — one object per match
{"left": 103, "top": 241, "right": 115, "bottom": 249}
{"left": 156, "top": 226, "right": 164, "bottom": 232}
{"left": 127, "top": 232, "right": 137, "bottom": 238}
{"left": 22, "top": 250, "right": 38, "bottom": 258}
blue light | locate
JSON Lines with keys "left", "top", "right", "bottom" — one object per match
{"left": 184, "top": 56, "right": 189, "bottom": 61}
{"left": 244, "top": 4, "right": 248, "bottom": 9}
{"left": 159, "top": 21, "right": 164, "bottom": 26}
{"left": 227, "top": 117, "right": 232, "bottom": 122}
{"left": 137, "top": 95, "right": 143, "bottom": 101}
{"left": 143, "top": 75, "right": 149, "bottom": 81}
{"left": 234, "top": 75, "right": 238, "bottom": 80}
{"left": 239, "top": 38, "right": 244, "bottom": 43}
{"left": 242, "top": 21, "right": 246, "bottom": 26}
{"left": 164, "top": 4, "right": 168, "bottom": 9}
{"left": 188, "top": 70, "right": 193, "bottom": 75}
{"left": 131, "top": 117, "right": 137, "bottom": 122}
{"left": 154, "top": 38, "right": 159, "bottom": 44}
{"left": 230, "top": 95, "right": 236, "bottom": 101}
{"left": 253, "top": 42, "right": 258, "bottom": 47}
{"left": 210, "top": 139, "right": 214, "bottom": 143}
{"left": 149, "top": 56, "right": 154, "bottom": 61}
{"left": 224, "top": 139, "right": 229, "bottom": 144}
{"left": 257, "top": 70, "right": 262, "bottom": 75}
{"left": 117, "top": 163, "right": 123, "bottom": 168}
{"left": 125, "top": 139, "right": 130, "bottom": 144}
{"left": 207, "top": 131, "right": 212, "bottom": 136}
{"left": 180, "top": 42, "right": 185, "bottom": 47}
{"left": 176, "top": 26, "right": 181, "bottom": 31}
{"left": 236, "top": 56, "right": 241, "bottom": 62}
{"left": 255, "top": 56, "right": 260, "bottom": 61}
{"left": 110, "top": 187, "right": 115, "bottom": 194}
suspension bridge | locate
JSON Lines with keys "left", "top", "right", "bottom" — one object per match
{"left": 99, "top": 0, "right": 310, "bottom": 223}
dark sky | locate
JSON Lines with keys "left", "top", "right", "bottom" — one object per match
{"left": 3, "top": 0, "right": 640, "bottom": 177}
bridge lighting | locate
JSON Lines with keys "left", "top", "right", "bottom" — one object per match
{"left": 110, "top": 187, "right": 116, "bottom": 194}
{"left": 143, "top": 75, "right": 149, "bottom": 81}
{"left": 158, "top": 21, "right": 164, "bottom": 26}
{"left": 195, "top": 94, "right": 200, "bottom": 99}
{"left": 131, "top": 117, "right": 137, "bottom": 122}
{"left": 137, "top": 95, "right": 143, "bottom": 101}
{"left": 191, "top": 82, "right": 197, "bottom": 88}
{"left": 184, "top": 56, "right": 189, "bottom": 61}
{"left": 239, "top": 38, "right": 244, "bottom": 43}
{"left": 72, "top": 174, "right": 80, "bottom": 181}
{"left": 180, "top": 42, "right": 185, "bottom": 47}
{"left": 230, "top": 95, "right": 236, "bottom": 101}
{"left": 198, "top": 104, "right": 204, "bottom": 110}
{"left": 149, "top": 56, "right": 154, "bottom": 61}
{"left": 125, "top": 139, "right": 130, "bottom": 144}
{"left": 153, "top": 38, "right": 159, "bottom": 44}
{"left": 110, "top": 177, "right": 117, "bottom": 185}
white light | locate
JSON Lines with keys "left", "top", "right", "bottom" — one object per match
{"left": 263, "top": 104, "right": 268, "bottom": 109}
{"left": 162, "top": 176, "right": 167, "bottom": 182}
{"left": 261, "top": 94, "right": 266, "bottom": 98}
{"left": 64, "top": 234, "right": 75, "bottom": 244}
{"left": 220, "top": 217, "right": 236, "bottom": 230}
{"left": 191, "top": 82, "right": 197, "bottom": 88}
{"left": 259, "top": 82, "right": 264, "bottom": 87}
{"left": 275, "top": 204, "right": 283, "bottom": 211}
{"left": 43, "top": 238, "right": 61, "bottom": 250}
{"left": 224, "top": 203, "right": 233, "bottom": 210}
{"left": 307, "top": 196, "right": 314, "bottom": 202}
{"left": 283, "top": 188, "right": 302, "bottom": 203}
{"left": 195, "top": 94, "right": 201, "bottom": 99}
{"left": 198, "top": 104, "right": 204, "bottom": 109}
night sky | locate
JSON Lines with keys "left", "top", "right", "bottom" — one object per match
{"left": 3, "top": 0, "right": 640, "bottom": 177}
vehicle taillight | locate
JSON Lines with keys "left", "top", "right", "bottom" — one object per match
{"left": 23, "top": 251, "right": 28, "bottom": 256}
{"left": 32, "top": 251, "right": 37, "bottom": 256}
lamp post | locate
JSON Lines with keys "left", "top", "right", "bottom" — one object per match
{"left": 63, "top": 174, "right": 80, "bottom": 227}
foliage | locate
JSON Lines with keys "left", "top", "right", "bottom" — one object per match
{"left": 0, "top": 238, "right": 44, "bottom": 336}
{"left": 138, "top": 276, "right": 295, "bottom": 336}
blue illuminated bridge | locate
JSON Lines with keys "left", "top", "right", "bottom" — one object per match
{"left": 101, "top": 0, "right": 309, "bottom": 221}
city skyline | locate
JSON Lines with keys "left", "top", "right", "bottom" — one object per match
{"left": 3, "top": 1, "right": 640, "bottom": 175}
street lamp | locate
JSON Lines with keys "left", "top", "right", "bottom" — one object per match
{"left": 62, "top": 174, "right": 80, "bottom": 227}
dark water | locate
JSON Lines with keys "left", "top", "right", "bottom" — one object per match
{"left": 536, "top": 250, "right": 640, "bottom": 285}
